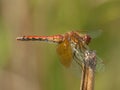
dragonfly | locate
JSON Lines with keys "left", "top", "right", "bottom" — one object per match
{"left": 16, "top": 31, "right": 104, "bottom": 71}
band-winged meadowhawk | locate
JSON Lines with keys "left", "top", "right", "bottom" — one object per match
{"left": 16, "top": 31, "right": 104, "bottom": 71}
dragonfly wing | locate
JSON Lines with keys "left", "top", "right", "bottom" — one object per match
{"left": 77, "top": 29, "right": 103, "bottom": 39}
{"left": 88, "top": 29, "right": 103, "bottom": 39}
{"left": 96, "top": 56, "right": 105, "bottom": 72}
{"left": 56, "top": 39, "right": 73, "bottom": 68}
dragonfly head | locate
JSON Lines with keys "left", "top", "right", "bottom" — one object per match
{"left": 83, "top": 34, "right": 91, "bottom": 45}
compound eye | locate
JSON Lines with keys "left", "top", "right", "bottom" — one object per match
{"left": 84, "top": 35, "right": 91, "bottom": 45}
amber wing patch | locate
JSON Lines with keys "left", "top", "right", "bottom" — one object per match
{"left": 57, "top": 39, "right": 73, "bottom": 67}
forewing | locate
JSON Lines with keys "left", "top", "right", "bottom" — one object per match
{"left": 77, "top": 29, "right": 102, "bottom": 39}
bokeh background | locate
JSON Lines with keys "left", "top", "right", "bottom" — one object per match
{"left": 0, "top": 0, "right": 120, "bottom": 90}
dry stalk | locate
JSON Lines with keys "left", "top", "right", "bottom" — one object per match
{"left": 80, "top": 50, "right": 96, "bottom": 90}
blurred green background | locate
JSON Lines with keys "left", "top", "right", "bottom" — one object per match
{"left": 0, "top": 0, "right": 120, "bottom": 90}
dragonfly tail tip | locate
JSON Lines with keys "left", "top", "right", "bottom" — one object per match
{"left": 16, "top": 37, "right": 23, "bottom": 40}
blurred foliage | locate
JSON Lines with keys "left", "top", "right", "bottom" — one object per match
{"left": 0, "top": 19, "right": 9, "bottom": 68}
{"left": 0, "top": 0, "right": 120, "bottom": 90}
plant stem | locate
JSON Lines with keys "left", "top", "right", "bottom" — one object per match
{"left": 80, "top": 50, "right": 96, "bottom": 90}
